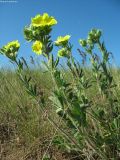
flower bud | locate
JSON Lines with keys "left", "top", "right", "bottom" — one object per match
{"left": 79, "top": 39, "right": 87, "bottom": 47}
{"left": 24, "top": 27, "right": 33, "bottom": 41}
{"left": 87, "top": 37, "right": 93, "bottom": 45}
{"left": 96, "top": 30, "right": 102, "bottom": 39}
{"left": 57, "top": 48, "right": 70, "bottom": 58}
{"left": 88, "top": 29, "right": 102, "bottom": 43}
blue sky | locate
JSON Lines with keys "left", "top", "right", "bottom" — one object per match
{"left": 0, "top": 0, "right": 120, "bottom": 67}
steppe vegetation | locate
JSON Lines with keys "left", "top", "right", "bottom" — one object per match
{"left": 0, "top": 13, "right": 120, "bottom": 160}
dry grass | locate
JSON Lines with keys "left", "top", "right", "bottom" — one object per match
{"left": 0, "top": 68, "right": 120, "bottom": 159}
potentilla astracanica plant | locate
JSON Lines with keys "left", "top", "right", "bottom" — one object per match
{"left": 0, "top": 13, "right": 120, "bottom": 160}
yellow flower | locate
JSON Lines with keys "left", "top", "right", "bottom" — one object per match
{"left": 4, "top": 40, "right": 20, "bottom": 50}
{"left": 58, "top": 48, "right": 70, "bottom": 58}
{"left": 31, "top": 13, "right": 57, "bottom": 27}
{"left": 32, "top": 41, "right": 43, "bottom": 55}
{"left": 55, "top": 35, "right": 70, "bottom": 46}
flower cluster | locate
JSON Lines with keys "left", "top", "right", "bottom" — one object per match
{"left": 24, "top": 13, "right": 57, "bottom": 56}
{"left": 0, "top": 40, "right": 20, "bottom": 60}
{"left": 54, "top": 35, "right": 71, "bottom": 58}
{"left": 79, "top": 29, "right": 102, "bottom": 52}
{"left": 24, "top": 13, "right": 71, "bottom": 58}
{"left": 88, "top": 29, "right": 101, "bottom": 44}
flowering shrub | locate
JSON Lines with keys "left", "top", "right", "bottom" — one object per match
{"left": 0, "top": 13, "right": 120, "bottom": 159}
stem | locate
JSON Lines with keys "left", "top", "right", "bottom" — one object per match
{"left": 15, "top": 59, "right": 82, "bottom": 151}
